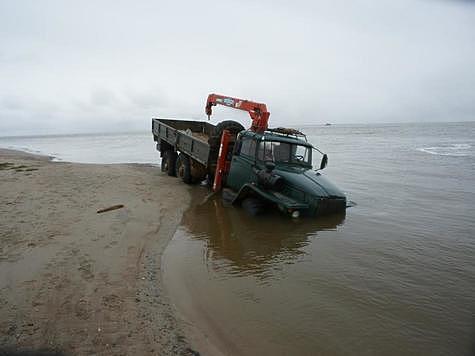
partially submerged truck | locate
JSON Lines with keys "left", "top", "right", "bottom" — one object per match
{"left": 152, "top": 94, "right": 346, "bottom": 218}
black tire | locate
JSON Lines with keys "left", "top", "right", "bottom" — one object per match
{"left": 162, "top": 151, "right": 177, "bottom": 176}
{"left": 161, "top": 152, "right": 168, "bottom": 173}
{"left": 175, "top": 153, "right": 193, "bottom": 184}
{"left": 208, "top": 120, "right": 245, "bottom": 162}
{"left": 241, "top": 197, "right": 265, "bottom": 216}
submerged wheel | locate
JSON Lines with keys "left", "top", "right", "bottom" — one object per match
{"left": 175, "top": 153, "right": 193, "bottom": 184}
{"left": 162, "top": 151, "right": 177, "bottom": 176}
{"left": 241, "top": 197, "right": 265, "bottom": 216}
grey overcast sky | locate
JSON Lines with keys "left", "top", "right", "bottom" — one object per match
{"left": 1, "top": 0, "right": 474, "bottom": 135}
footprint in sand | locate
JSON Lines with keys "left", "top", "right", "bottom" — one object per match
{"left": 102, "top": 294, "right": 123, "bottom": 310}
{"left": 78, "top": 257, "right": 94, "bottom": 280}
{"left": 75, "top": 299, "right": 92, "bottom": 320}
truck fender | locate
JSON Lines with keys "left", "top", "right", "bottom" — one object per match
{"left": 232, "top": 183, "right": 310, "bottom": 211}
{"left": 232, "top": 183, "right": 280, "bottom": 206}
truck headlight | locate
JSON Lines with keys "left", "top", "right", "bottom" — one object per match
{"left": 291, "top": 210, "right": 300, "bottom": 218}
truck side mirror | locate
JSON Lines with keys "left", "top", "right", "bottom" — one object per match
{"left": 320, "top": 154, "right": 328, "bottom": 170}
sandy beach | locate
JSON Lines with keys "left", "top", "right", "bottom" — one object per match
{"left": 0, "top": 149, "right": 195, "bottom": 355}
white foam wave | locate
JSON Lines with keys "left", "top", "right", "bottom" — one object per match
{"left": 417, "top": 143, "right": 472, "bottom": 157}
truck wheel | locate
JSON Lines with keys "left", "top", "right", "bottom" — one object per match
{"left": 176, "top": 153, "right": 193, "bottom": 184}
{"left": 162, "top": 151, "right": 177, "bottom": 176}
{"left": 161, "top": 152, "right": 169, "bottom": 172}
{"left": 208, "top": 120, "right": 245, "bottom": 161}
{"left": 242, "top": 197, "right": 264, "bottom": 216}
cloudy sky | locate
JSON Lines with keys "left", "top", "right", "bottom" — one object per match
{"left": 1, "top": 0, "right": 474, "bottom": 135}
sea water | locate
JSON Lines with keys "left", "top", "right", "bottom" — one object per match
{"left": 0, "top": 131, "right": 158, "bottom": 164}
{"left": 162, "top": 121, "right": 475, "bottom": 356}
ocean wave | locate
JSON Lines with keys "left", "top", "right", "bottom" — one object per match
{"left": 417, "top": 143, "right": 472, "bottom": 157}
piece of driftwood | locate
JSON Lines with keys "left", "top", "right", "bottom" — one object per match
{"left": 97, "top": 204, "right": 124, "bottom": 214}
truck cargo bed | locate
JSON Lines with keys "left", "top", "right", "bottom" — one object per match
{"left": 152, "top": 118, "right": 216, "bottom": 166}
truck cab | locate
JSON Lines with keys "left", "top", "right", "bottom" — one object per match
{"left": 226, "top": 129, "right": 347, "bottom": 217}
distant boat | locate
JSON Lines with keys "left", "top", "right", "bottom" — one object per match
{"left": 324, "top": 123, "right": 332, "bottom": 126}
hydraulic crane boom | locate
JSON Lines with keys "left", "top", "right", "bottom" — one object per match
{"left": 205, "top": 93, "right": 270, "bottom": 133}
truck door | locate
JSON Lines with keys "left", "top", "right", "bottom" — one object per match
{"left": 226, "top": 136, "right": 257, "bottom": 191}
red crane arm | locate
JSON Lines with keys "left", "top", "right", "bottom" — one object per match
{"left": 205, "top": 93, "right": 270, "bottom": 133}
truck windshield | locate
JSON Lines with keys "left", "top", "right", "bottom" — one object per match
{"left": 257, "top": 141, "right": 311, "bottom": 165}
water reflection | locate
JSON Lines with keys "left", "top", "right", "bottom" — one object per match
{"left": 180, "top": 189, "right": 346, "bottom": 280}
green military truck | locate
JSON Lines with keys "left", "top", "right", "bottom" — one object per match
{"left": 152, "top": 94, "right": 347, "bottom": 218}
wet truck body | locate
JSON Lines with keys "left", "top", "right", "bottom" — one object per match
{"left": 152, "top": 117, "right": 347, "bottom": 218}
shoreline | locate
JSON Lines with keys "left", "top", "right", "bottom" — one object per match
{"left": 0, "top": 144, "right": 158, "bottom": 165}
{"left": 0, "top": 149, "right": 196, "bottom": 355}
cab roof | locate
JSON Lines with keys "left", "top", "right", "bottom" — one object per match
{"left": 241, "top": 129, "right": 312, "bottom": 147}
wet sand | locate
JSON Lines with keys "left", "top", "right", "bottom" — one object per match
{"left": 0, "top": 149, "right": 196, "bottom": 355}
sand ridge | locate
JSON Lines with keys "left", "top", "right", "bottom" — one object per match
{"left": 0, "top": 149, "right": 197, "bottom": 355}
